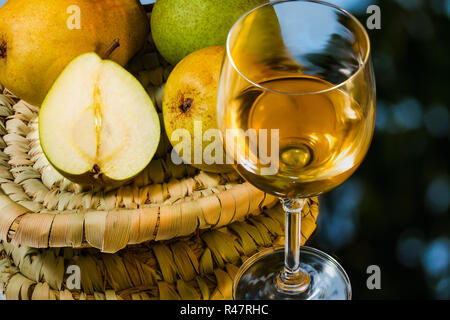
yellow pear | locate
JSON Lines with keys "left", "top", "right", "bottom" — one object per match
{"left": 0, "top": 0, "right": 149, "bottom": 106}
{"left": 163, "top": 46, "right": 233, "bottom": 173}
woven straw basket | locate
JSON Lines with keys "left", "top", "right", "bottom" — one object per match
{"left": 0, "top": 7, "right": 319, "bottom": 300}
{"left": 0, "top": 200, "right": 318, "bottom": 300}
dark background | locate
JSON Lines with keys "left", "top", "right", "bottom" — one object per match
{"left": 305, "top": 0, "right": 449, "bottom": 300}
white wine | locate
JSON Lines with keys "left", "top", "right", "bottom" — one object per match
{"left": 225, "top": 75, "right": 374, "bottom": 197}
{"left": 219, "top": 0, "right": 374, "bottom": 300}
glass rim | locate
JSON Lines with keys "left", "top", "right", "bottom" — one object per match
{"left": 225, "top": 0, "right": 372, "bottom": 96}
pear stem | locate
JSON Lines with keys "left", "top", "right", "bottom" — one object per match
{"left": 143, "top": 4, "right": 154, "bottom": 11}
{"left": 92, "top": 164, "right": 102, "bottom": 180}
{"left": 102, "top": 39, "right": 120, "bottom": 59}
{"left": 179, "top": 98, "right": 193, "bottom": 113}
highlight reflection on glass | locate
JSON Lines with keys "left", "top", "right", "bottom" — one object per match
{"left": 217, "top": 0, "right": 376, "bottom": 300}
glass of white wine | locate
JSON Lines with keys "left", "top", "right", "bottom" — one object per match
{"left": 217, "top": 0, "right": 376, "bottom": 299}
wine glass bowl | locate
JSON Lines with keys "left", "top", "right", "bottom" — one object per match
{"left": 217, "top": 0, "right": 375, "bottom": 300}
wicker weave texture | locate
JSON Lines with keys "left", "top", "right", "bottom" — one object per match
{"left": 0, "top": 201, "right": 318, "bottom": 300}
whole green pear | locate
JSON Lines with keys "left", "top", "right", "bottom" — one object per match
{"left": 151, "top": 0, "right": 267, "bottom": 65}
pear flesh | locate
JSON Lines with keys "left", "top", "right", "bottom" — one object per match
{"left": 39, "top": 53, "right": 160, "bottom": 186}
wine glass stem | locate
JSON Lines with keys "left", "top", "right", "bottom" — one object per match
{"left": 277, "top": 198, "right": 311, "bottom": 295}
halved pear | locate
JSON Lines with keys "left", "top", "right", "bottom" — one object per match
{"left": 39, "top": 53, "right": 160, "bottom": 187}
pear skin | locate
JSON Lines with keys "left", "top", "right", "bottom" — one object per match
{"left": 151, "top": 0, "right": 268, "bottom": 65}
{"left": 163, "top": 46, "right": 234, "bottom": 174}
{"left": 0, "top": 0, "right": 149, "bottom": 106}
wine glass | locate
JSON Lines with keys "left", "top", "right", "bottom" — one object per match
{"left": 217, "top": 0, "right": 375, "bottom": 300}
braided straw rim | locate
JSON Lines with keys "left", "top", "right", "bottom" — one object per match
{"left": 0, "top": 201, "right": 318, "bottom": 300}
{"left": 0, "top": 85, "right": 284, "bottom": 252}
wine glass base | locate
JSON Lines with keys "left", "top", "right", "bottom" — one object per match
{"left": 233, "top": 245, "right": 351, "bottom": 300}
